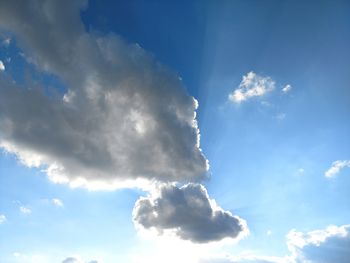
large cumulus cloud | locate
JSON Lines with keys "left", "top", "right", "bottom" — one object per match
{"left": 133, "top": 183, "right": 248, "bottom": 243}
{"left": 0, "top": 0, "right": 248, "bottom": 244}
{"left": 0, "top": 0, "right": 208, "bottom": 189}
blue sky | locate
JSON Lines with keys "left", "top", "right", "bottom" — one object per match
{"left": 0, "top": 1, "right": 350, "bottom": 262}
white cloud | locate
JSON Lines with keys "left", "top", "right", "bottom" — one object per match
{"left": 133, "top": 183, "right": 248, "bottom": 243}
{"left": 287, "top": 224, "right": 350, "bottom": 263}
{"left": 0, "top": 214, "right": 6, "bottom": 224}
{"left": 52, "top": 198, "right": 64, "bottom": 207}
{"left": 0, "top": 1, "right": 208, "bottom": 190}
{"left": 282, "top": 84, "right": 292, "bottom": 93}
{"left": 20, "top": 206, "right": 31, "bottom": 214}
{"left": 0, "top": 60, "right": 5, "bottom": 71}
{"left": 325, "top": 160, "right": 350, "bottom": 178}
{"left": 228, "top": 72, "right": 275, "bottom": 103}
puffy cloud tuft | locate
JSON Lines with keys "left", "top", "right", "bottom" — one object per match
{"left": 133, "top": 183, "right": 248, "bottom": 243}
{"left": 52, "top": 198, "right": 64, "bottom": 207}
{"left": 0, "top": 0, "right": 208, "bottom": 190}
{"left": 20, "top": 206, "right": 31, "bottom": 214}
{"left": 228, "top": 72, "right": 275, "bottom": 103}
{"left": 282, "top": 84, "right": 292, "bottom": 93}
{"left": 287, "top": 224, "right": 350, "bottom": 263}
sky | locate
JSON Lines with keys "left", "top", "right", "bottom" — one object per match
{"left": 0, "top": 0, "right": 349, "bottom": 262}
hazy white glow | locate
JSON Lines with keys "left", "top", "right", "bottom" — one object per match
{"left": 0, "top": 60, "right": 5, "bottom": 71}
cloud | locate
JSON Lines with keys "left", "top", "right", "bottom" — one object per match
{"left": 52, "top": 198, "right": 64, "bottom": 207}
{"left": 62, "top": 257, "right": 98, "bottom": 263}
{"left": 62, "top": 257, "right": 80, "bottom": 263}
{"left": 228, "top": 72, "right": 275, "bottom": 103}
{"left": 0, "top": 214, "right": 6, "bottom": 224}
{"left": 287, "top": 224, "right": 350, "bottom": 263}
{"left": 275, "top": 113, "right": 286, "bottom": 120}
{"left": 282, "top": 84, "right": 292, "bottom": 93}
{"left": 20, "top": 206, "right": 31, "bottom": 214}
{"left": 0, "top": 1, "right": 247, "bottom": 248}
{"left": 0, "top": 0, "right": 208, "bottom": 190}
{"left": 325, "top": 160, "right": 350, "bottom": 178}
{"left": 0, "top": 60, "right": 4, "bottom": 71}
{"left": 133, "top": 183, "right": 248, "bottom": 243}
{"left": 200, "top": 224, "right": 350, "bottom": 263}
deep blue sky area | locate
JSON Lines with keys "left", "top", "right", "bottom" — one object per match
{"left": 81, "top": 0, "right": 207, "bottom": 98}
{"left": 81, "top": 0, "right": 350, "bottom": 101}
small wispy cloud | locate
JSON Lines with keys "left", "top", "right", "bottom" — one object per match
{"left": 0, "top": 60, "right": 5, "bottom": 71}
{"left": 229, "top": 71, "right": 275, "bottom": 103}
{"left": 2, "top": 37, "right": 10, "bottom": 46}
{"left": 325, "top": 160, "right": 350, "bottom": 178}
{"left": 20, "top": 206, "right": 31, "bottom": 214}
{"left": 275, "top": 112, "right": 286, "bottom": 120}
{"left": 297, "top": 168, "right": 305, "bottom": 176}
{"left": 0, "top": 214, "right": 6, "bottom": 224}
{"left": 52, "top": 198, "right": 64, "bottom": 207}
{"left": 62, "top": 256, "right": 99, "bottom": 263}
{"left": 282, "top": 84, "right": 292, "bottom": 93}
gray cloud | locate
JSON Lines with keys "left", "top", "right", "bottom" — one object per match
{"left": 0, "top": 1, "right": 248, "bottom": 246}
{"left": 62, "top": 257, "right": 98, "bottom": 263}
{"left": 0, "top": 0, "right": 208, "bottom": 189}
{"left": 62, "top": 258, "right": 82, "bottom": 263}
{"left": 133, "top": 183, "right": 248, "bottom": 243}
{"left": 287, "top": 224, "right": 350, "bottom": 263}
